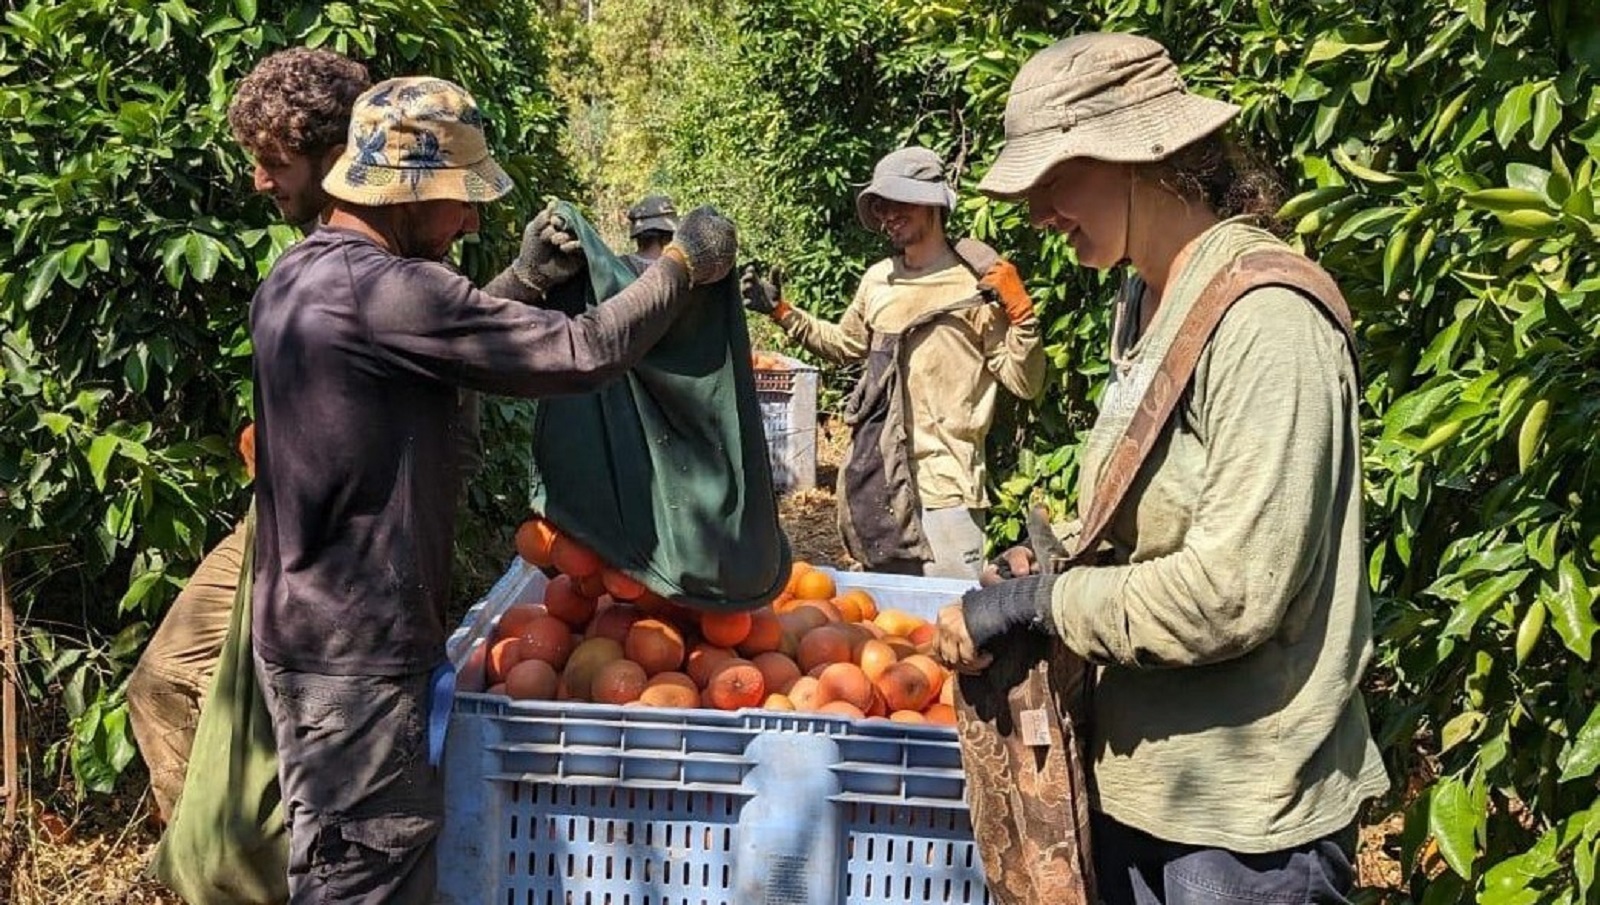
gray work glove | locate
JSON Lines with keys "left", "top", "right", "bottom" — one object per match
{"left": 960, "top": 573, "right": 1057, "bottom": 651}
{"left": 511, "top": 202, "right": 585, "bottom": 294}
{"left": 739, "top": 264, "right": 785, "bottom": 315}
{"left": 663, "top": 206, "right": 738, "bottom": 287}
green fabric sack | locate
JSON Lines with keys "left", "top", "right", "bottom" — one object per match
{"left": 151, "top": 507, "right": 288, "bottom": 904}
{"left": 529, "top": 202, "right": 790, "bottom": 611}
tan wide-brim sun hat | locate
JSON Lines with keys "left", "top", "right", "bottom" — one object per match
{"left": 855, "top": 146, "right": 959, "bottom": 230}
{"left": 977, "top": 33, "right": 1241, "bottom": 201}
{"left": 323, "top": 76, "right": 514, "bottom": 206}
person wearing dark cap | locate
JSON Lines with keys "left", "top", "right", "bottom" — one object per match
{"left": 742, "top": 146, "right": 1045, "bottom": 579}
{"left": 250, "top": 76, "right": 738, "bottom": 901}
{"left": 934, "top": 32, "right": 1388, "bottom": 904}
{"left": 623, "top": 193, "right": 680, "bottom": 275}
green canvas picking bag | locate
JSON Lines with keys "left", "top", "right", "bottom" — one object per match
{"left": 150, "top": 506, "right": 289, "bottom": 904}
{"left": 529, "top": 202, "right": 790, "bottom": 612}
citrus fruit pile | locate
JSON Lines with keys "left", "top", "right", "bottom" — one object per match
{"left": 485, "top": 515, "right": 955, "bottom": 725}
{"left": 750, "top": 350, "right": 785, "bottom": 371}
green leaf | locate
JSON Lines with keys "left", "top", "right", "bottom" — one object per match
{"left": 1439, "top": 710, "right": 1486, "bottom": 753}
{"left": 1333, "top": 147, "right": 1400, "bottom": 184}
{"left": 86, "top": 435, "right": 120, "bottom": 491}
{"left": 1494, "top": 83, "right": 1541, "bottom": 148}
{"left": 184, "top": 233, "right": 222, "bottom": 282}
{"left": 118, "top": 569, "right": 165, "bottom": 614}
{"left": 1530, "top": 85, "right": 1562, "bottom": 149}
{"left": 1307, "top": 36, "right": 1389, "bottom": 65}
{"left": 22, "top": 250, "right": 63, "bottom": 310}
{"left": 1429, "top": 775, "right": 1480, "bottom": 878}
{"left": 1560, "top": 704, "right": 1600, "bottom": 783}
{"left": 1546, "top": 556, "right": 1598, "bottom": 660}
{"left": 1442, "top": 570, "right": 1531, "bottom": 639}
{"left": 1463, "top": 188, "right": 1551, "bottom": 212}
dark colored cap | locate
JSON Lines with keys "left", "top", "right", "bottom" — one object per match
{"left": 627, "top": 194, "right": 679, "bottom": 238}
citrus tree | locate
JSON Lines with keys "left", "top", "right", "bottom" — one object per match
{"left": 0, "top": 0, "right": 569, "bottom": 794}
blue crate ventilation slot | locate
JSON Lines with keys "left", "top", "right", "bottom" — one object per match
{"left": 440, "top": 565, "right": 987, "bottom": 904}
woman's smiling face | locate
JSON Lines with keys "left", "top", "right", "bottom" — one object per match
{"left": 1023, "top": 157, "right": 1132, "bottom": 270}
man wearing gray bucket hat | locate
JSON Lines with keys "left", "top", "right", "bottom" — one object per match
{"left": 743, "top": 146, "right": 1044, "bottom": 579}
{"left": 250, "top": 75, "right": 739, "bottom": 902}
{"left": 934, "top": 32, "right": 1388, "bottom": 905}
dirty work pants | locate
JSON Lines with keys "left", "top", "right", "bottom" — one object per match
{"left": 127, "top": 518, "right": 249, "bottom": 822}
{"left": 1093, "top": 812, "right": 1357, "bottom": 905}
{"left": 877, "top": 506, "right": 986, "bottom": 580}
{"left": 255, "top": 660, "right": 442, "bottom": 905}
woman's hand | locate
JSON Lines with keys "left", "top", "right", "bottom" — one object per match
{"left": 933, "top": 602, "right": 994, "bottom": 675}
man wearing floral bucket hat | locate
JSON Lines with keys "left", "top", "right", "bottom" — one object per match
{"left": 933, "top": 33, "right": 1389, "bottom": 905}
{"left": 250, "top": 75, "right": 738, "bottom": 902}
{"left": 742, "top": 146, "right": 1045, "bottom": 579}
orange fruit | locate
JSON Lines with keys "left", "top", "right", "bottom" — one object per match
{"left": 686, "top": 643, "right": 737, "bottom": 688}
{"left": 601, "top": 567, "right": 647, "bottom": 601}
{"left": 700, "top": 610, "right": 753, "bottom": 648}
{"left": 562, "top": 637, "right": 624, "bottom": 701}
{"left": 866, "top": 687, "right": 889, "bottom": 719}
{"left": 818, "top": 700, "right": 865, "bottom": 720}
{"left": 784, "top": 561, "right": 813, "bottom": 595}
{"left": 855, "top": 639, "right": 898, "bottom": 683}
{"left": 551, "top": 535, "right": 602, "bottom": 578}
{"left": 815, "top": 662, "right": 875, "bottom": 713}
{"left": 588, "top": 603, "right": 641, "bottom": 644}
{"left": 625, "top": 619, "right": 686, "bottom": 676}
{"left": 736, "top": 608, "right": 784, "bottom": 656}
{"left": 576, "top": 572, "right": 608, "bottom": 598}
{"left": 876, "top": 662, "right": 935, "bottom": 713}
{"left": 519, "top": 615, "right": 575, "bottom": 671}
{"left": 874, "top": 609, "right": 923, "bottom": 637}
{"left": 793, "top": 599, "right": 842, "bottom": 625}
{"left": 494, "top": 602, "right": 547, "bottom": 642}
{"left": 797, "top": 625, "right": 855, "bottom": 673}
{"left": 751, "top": 651, "right": 802, "bottom": 695}
{"left": 838, "top": 588, "right": 878, "bottom": 621}
{"left": 486, "top": 637, "right": 523, "bottom": 683}
{"left": 832, "top": 594, "right": 863, "bottom": 623}
{"left": 901, "top": 654, "right": 947, "bottom": 699}
{"left": 705, "top": 659, "right": 766, "bottom": 711}
{"left": 514, "top": 517, "right": 558, "bottom": 567}
{"left": 792, "top": 569, "right": 837, "bottom": 601}
{"left": 923, "top": 703, "right": 957, "bottom": 726}
{"left": 787, "top": 676, "right": 822, "bottom": 711}
{"left": 781, "top": 606, "right": 831, "bottom": 637}
{"left": 541, "top": 574, "right": 597, "bottom": 629}
{"left": 487, "top": 682, "right": 507, "bottom": 696}
{"left": 504, "top": 658, "right": 559, "bottom": 701}
{"left": 890, "top": 710, "right": 925, "bottom": 723}
{"left": 639, "top": 682, "right": 700, "bottom": 708}
{"left": 646, "top": 671, "right": 698, "bottom": 692}
{"left": 908, "top": 623, "right": 938, "bottom": 648}
{"left": 591, "top": 659, "right": 648, "bottom": 705}
{"left": 940, "top": 675, "right": 956, "bottom": 706}
{"left": 763, "top": 693, "right": 795, "bottom": 711}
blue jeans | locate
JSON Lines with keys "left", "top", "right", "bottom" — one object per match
{"left": 1093, "top": 812, "right": 1357, "bottom": 905}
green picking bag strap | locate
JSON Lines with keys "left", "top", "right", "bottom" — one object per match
{"left": 955, "top": 249, "right": 1356, "bottom": 905}
{"left": 1068, "top": 248, "right": 1356, "bottom": 564}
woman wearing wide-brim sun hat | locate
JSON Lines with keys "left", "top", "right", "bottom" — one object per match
{"left": 933, "top": 32, "right": 1391, "bottom": 905}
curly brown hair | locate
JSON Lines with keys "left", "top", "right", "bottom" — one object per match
{"left": 1147, "top": 132, "right": 1288, "bottom": 235}
{"left": 228, "top": 48, "right": 370, "bottom": 162}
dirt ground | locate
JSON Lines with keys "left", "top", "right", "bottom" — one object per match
{"left": 0, "top": 418, "right": 1405, "bottom": 901}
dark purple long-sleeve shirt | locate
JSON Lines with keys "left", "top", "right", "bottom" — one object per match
{"left": 250, "top": 227, "right": 687, "bottom": 675}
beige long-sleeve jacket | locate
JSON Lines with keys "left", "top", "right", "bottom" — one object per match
{"left": 777, "top": 246, "right": 1045, "bottom": 509}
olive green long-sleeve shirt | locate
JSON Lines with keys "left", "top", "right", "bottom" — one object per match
{"left": 778, "top": 246, "right": 1045, "bottom": 509}
{"left": 1049, "top": 222, "right": 1388, "bottom": 852}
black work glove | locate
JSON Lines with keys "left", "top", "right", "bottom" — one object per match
{"left": 511, "top": 201, "right": 585, "bottom": 294}
{"left": 740, "top": 264, "right": 785, "bottom": 315}
{"left": 960, "top": 573, "right": 1057, "bottom": 651}
{"left": 663, "top": 206, "right": 738, "bottom": 286}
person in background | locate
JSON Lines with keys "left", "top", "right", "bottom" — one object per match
{"left": 934, "top": 32, "right": 1389, "bottom": 905}
{"left": 249, "top": 75, "right": 738, "bottom": 901}
{"left": 622, "top": 193, "right": 679, "bottom": 275}
{"left": 742, "top": 146, "right": 1045, "bottom": 579}
{"left": 126, "top": 46, "right": 371, "bottom": 827}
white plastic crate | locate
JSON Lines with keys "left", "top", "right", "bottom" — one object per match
{"left": 754, "top": 354, "right": 818, "bottom": 493}
{"left": 439, "top": 564, "right": 986, "bottom": 905}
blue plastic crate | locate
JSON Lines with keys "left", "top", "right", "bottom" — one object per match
{"left": 439, "top": 564, "right": 986, "bottom": 904}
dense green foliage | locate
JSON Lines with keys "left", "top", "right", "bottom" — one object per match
{"left": 649, "top": 0, "right": 1600, "bottom": 900}
{"left": 0, "top": 0, "right": 569, "bottom": 794}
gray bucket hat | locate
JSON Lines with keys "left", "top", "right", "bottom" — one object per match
{"left": 627, "top": 194, "right": 679, "bottom": 238}
{"left": 977, "top": 33, "right": 1241, "bottom": 200}
{"left": 855, "top": 147, "right": 959, "bottom": 230}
